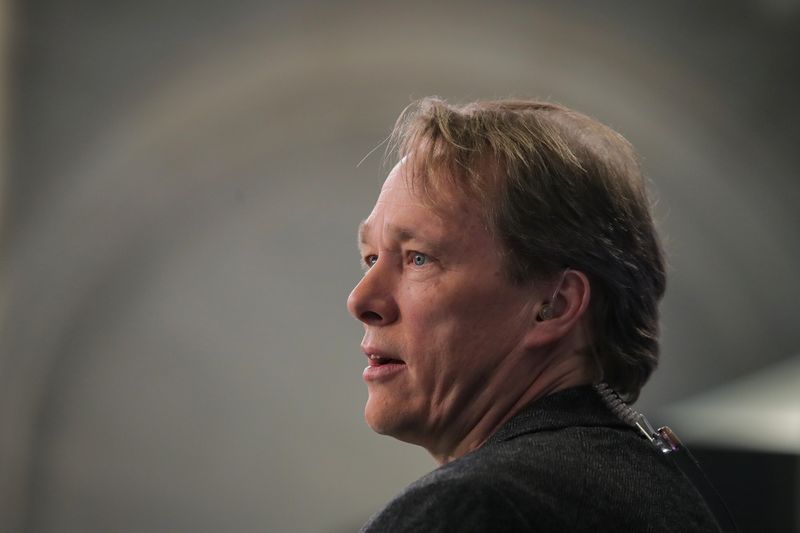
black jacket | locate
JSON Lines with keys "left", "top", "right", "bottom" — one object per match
{"left": 360, "top": 386, "right": 721, "bottom": 532}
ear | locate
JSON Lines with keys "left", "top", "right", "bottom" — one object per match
{"left": 525, "top": 269, "right": 591, "bottom": 348}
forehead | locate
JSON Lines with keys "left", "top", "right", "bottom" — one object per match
{"left": 365, "top": 161, "right": 467, "bottom": 220}
{"left": 358, "top": 161, "right": 489, "bottom": 247}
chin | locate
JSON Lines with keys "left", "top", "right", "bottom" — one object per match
{"left": 364, "top": 397, "right": 393, "bottom": 435}
{"left": 364, "top": 396, "right": 416, "bottom": 440}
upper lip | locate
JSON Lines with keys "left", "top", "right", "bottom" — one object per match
{"left": 361, "top": 344, "right": 405, "bottom": 363}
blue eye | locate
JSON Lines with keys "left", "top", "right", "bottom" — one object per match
{"left": 412, "top": 253, "right": 427, "bottom": 266}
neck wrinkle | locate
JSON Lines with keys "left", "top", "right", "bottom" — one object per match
{"left": 430, "top": 348, "right": 594, "bottom": 465}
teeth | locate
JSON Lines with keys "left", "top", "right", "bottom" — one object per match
{"left": 368, "top": 354, "right": 382, "bottom": 361}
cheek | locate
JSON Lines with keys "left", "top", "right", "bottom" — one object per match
{"left": 437, "top": 286, "right": 529, "bottom": 359}
{"left": 400, "top": 279, "right": 524, "bottom": 358}
{"left": 397, "top": 283, "right": 464, "bottom": 373}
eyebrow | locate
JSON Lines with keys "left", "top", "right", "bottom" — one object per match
{"left": 357, "top": 220, "right": 369, "bottom": 244}
{"left": 358, "top": 220, "right": 441, "bottom": 250}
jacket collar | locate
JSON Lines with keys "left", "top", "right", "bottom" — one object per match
{"left": 486, "top": 385, "right": 633, "bottom": 446}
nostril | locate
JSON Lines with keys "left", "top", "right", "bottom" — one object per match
{"left": 360, "top": 311, "right": 383, "bottom": 323}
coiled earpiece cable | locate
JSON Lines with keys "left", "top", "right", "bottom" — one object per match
{"left": 595, "top": 383, "right": 739, "bottom": 533}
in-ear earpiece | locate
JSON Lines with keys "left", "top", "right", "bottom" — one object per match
{"left": 537, "top": 269, "right": 569, "bottom": 322}
{"left": 537, "top": 305, "right": 554, "bottom": 321}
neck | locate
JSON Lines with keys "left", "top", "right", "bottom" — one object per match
{"left": 427, "top": 348, "right": 594, "bottom": 465}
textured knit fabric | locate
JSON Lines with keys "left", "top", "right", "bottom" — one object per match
{"left": 360, "top": 386, "right": 721, "bottom": 532}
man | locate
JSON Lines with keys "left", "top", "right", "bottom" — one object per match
{"left": 347, "top": 98, "right": 722, "bottom": 531}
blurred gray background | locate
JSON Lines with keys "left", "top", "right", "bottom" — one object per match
{"left": 0, "top": 0, "right": 798, "bottom": 532}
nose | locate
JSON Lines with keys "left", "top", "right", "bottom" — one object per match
{"left": 346, "top": 263, "right": 399, "bottom": 326}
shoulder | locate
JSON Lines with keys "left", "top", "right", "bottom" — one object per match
{"left": 362, "top": 425, "right": 721, "bottom": 532}
{"left": 360, "top": 462, "right": 536, "bottom": 533}
{"left": 360, "top": 437, "right": 580, "bottom": 533}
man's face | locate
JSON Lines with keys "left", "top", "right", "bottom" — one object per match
{"left": 347, "top": 161, "right": 542, "bottom": 455}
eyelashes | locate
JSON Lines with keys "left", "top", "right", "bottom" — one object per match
{"left": 360, "top": 251, "right": 432, "bottom": 271}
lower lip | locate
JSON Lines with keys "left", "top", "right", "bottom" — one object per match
{"left": 363, "top": 362, "right": 406, "bottom": 382}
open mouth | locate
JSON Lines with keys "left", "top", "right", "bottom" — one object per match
{"left": 367, "top": 354, "right": 405, "bottom": 366}
{"left": 363, "top": 353, "right": 407, "bottom": 382}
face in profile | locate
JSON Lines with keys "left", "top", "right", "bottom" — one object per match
{"left": 347, "top": 160, "right": 544, "bottom": 457}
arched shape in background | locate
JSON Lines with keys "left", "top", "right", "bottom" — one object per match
{"left": 1, "top": 1, "right": 798, "bottom": 531}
